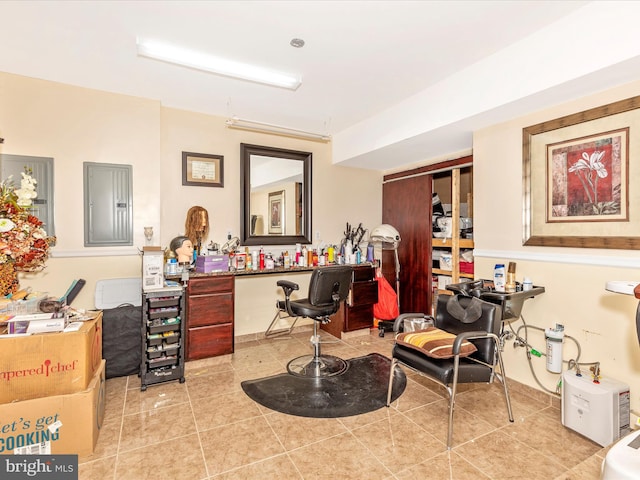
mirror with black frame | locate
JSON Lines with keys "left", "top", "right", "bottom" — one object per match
{"left": 240, "top": 143, "right": 312, "bottom": 246}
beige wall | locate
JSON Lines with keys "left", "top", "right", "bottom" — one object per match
{"left": 1, "top": 72, "right": 383, "bottom": 321}
{"left": 473, "top": 80, "right": 640, "bottom": 414}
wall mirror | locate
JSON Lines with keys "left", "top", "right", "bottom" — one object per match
{"left": 241, "top": 143, "right": 312, "bottom": 246}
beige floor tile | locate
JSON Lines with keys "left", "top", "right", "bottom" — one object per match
{"left": 389, "top": 377, "right": 443, "bottom": 412}
{"left": 350, "top": 414, "right": 446, "bottom": 473}
{"left": 265, "top": 411, "right": 348, "bottom": 450}
{"left": 118, "top": 403, "right": 197, "bottom": 453}
{"left": 192, "top": 390, "right": 262, "bottom": 431}
{"left": 338, "top": 405, "right": 400, "bottom": 431}
{"left": 210, "top": 453, "right": 303, "bottom": 479}
{"left": 79, "top": 417, "right": 121, "bottom": 462}
{"left": 455, "top": 429, "right": 569, "bottom": 479}
{"left": 554, "top": 454, "right": 603, "bottom": 480}
{"left": 200, "top": 416, "right": 285, "bottom": 476}
{"left": 453, "top": 382, "right": 517, "bottom": 428}
{"left": 77, "top": 332, "right": 613, "bottom": 480}
{"left": 503, "top": 406, "right": 601, "bottom": 469}
{"left": 405, "top": 398, "right": 497, "bottom": 447}
{"left": 185, "top": 355, "right": 233, "bottom": 377}
{"left": 233, "top": 360, "right": 286, "bottom": 382}
{"left": 395, "top": 450, "right": 491, "bottom": 480}
{"left": 115, "top": 433, "right": 207, "bottom": 480}
{"left": 186, "top": 369, "right": 242, "bottom": 399}
{"left": 78, "top": 456, "right": 116, "bottom": 480}
{"left": 287, "top": 432, "right": 391, "bottom": 479}
{"left": 123, "top": 380, "right": 190, "bottom": 415}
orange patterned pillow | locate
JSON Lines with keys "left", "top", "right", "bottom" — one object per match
{"left": 396, "top": 327, "right": 477, "bottom": 359}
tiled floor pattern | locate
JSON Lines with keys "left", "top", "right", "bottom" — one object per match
{"left": 79, "top": 328, "right": 611, "bottom": 479}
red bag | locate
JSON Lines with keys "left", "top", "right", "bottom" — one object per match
{"left": 373, "top": 269, "right": 399, "bottom": 320}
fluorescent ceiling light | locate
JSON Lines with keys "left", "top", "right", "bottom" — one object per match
{"left": 225, "top": 117, "right": 330, "bottom": 142}
{"left": 137, "top": 38, "right": 302, "bottom": 90}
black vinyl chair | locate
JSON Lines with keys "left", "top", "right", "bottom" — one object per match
{"left": 386, "top": 294, "right": 513, "bottom": 449}
{"left": 277, "top": 265, "right": 352, "bottom": 378}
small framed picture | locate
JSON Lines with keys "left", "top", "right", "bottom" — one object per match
{"left": 268, "top": 190, "right": 285, "bottom": 234}
{"left": 182, "top": 152, "right": 224, "bottom": 187}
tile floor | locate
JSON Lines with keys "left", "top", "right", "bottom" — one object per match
{"left": 79, "top": 328, "right": 610, "bottom": 480}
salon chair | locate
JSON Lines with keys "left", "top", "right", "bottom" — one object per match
{"left": 386, "top": 294, "right": 513, "bottom": 449}
{"left": 277, "top": 265, "right": 352, "bottom": 378}
{"left": 264, "top": 300, "right": 299, "bottom": 338}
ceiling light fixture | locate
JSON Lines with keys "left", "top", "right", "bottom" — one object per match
{"left": 225, "top": 117, "right": 331, "bottom": 143}
{"left": 136, "top": 38, "right": 302, "bottom": 90}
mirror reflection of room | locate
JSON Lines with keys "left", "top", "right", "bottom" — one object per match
{"left": 249, "top": 155, "right": 303, "bottom": 236}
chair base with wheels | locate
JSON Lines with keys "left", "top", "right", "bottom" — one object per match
{"left": 277, "top": 266, "right": 353, "bottom": 378}
{"left": 286, "top": 318, "right": 348, "bottom": 377}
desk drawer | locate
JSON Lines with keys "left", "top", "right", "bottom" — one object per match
{"left": 187, "top": 275, "right": 234, "bottom": 295}
{"left": 187, "top": 293, "right": 233, "bottom": 327}
{"left": 349, "top": 280, "right": 378, "bottom": 306}
{"left": 352, "top": 265, "right": 375, "bottom": 282}
{"left": 187, "top": 324, "right": 233, "bottom": 360}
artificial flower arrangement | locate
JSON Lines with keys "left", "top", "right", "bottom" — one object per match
{"left": 0, "top": 168, "right": 55, "bottom": 295}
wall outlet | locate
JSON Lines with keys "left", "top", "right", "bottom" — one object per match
{"left": 315, "top": 231, "right": 321, "bottom": 240}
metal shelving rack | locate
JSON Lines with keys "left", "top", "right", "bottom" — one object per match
{"left": 140, "top": 285, "right": 186, "bottom": 391}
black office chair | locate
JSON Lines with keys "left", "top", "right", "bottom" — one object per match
{"left": 386, "top": 294, "right": 513, "bottom": 449}
{"left": 277, "top": 265, "right": 352, "bottom": 378}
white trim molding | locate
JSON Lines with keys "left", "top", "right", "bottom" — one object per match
{"left": 473, "top": 249, "right": 640, "bottom": 269}
{"left": 51, "top": 248, "right": 141, "bottom": 258}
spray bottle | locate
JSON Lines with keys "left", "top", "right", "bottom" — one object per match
{"left": 493, "top": 264, "right": 506, "bottom": 292}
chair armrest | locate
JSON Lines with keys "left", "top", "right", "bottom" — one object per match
{"left": 452, "top": 330, "right": 489, "bottom": 355}
{"left": 393, "top": 313, "right": 432, "bottom": 332}
{"left": 277, "top": 280, "right": 299, "bottom": 298}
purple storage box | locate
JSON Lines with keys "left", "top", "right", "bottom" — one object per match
{"left": 195, "top": 255, "right": 229, "bottom": 273}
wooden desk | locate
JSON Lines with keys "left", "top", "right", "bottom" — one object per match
{"left": 182, "top": 263, "right": 377, "bottom": 360}
{"left": 321, "top": 265, "right": 378, "bottom": 338}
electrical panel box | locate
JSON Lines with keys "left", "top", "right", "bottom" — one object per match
{"left": 562, "top": 370, "right": 630, "bottom": 446}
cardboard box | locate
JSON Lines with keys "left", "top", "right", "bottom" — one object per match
{"left": 142, "top": 249, "right": 164, "bottom": 291}
{"left": 0, "top": 360, "right": 106, "bottom": 456}
{"left": 0, "top": 312, "right": 103, "bottom": 404}
{"left": 195, "top": 255, "right": 229, "bottom": 273}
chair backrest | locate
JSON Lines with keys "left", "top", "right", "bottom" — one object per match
{"left": 435, "top": 295, "right": 502, "bottom": 364}
{"left": 307, "top": 266, "right": 352, "bottom": 306}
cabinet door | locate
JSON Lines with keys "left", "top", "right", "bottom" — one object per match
{"left": 187, "top": 324, "right": 234, "bottom": 359}
{"left": 383, "top": 174, "right": 432, "bottom": 314}
{"left": 345, "top": 304, "right": 375, "bottom": 332}
{"left": 187, "top": 293, "right": 233, "bottom": 327}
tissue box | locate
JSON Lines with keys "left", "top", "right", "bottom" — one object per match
{"left": 195, "top": 255, "right": 229, "bottom": 273}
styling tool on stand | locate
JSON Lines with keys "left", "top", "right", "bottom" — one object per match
{"left": 369, "top": 224, "right": 402, "bottom": 336}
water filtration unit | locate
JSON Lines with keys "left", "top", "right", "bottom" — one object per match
{"left": 545, "top": 323, "right": 564, "bottom": 373}
{"left": 562, "top": 370, "right": 630, "bottom": 447}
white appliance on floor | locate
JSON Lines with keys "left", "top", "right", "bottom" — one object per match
{"left": 599, "top": 280, "right": 640, "bottom": 479}
{"left": 561, "top": 370, "right": 630, "bottom": 447}
{"left": 601, "top": 429, "right": 640, "bottom": 479}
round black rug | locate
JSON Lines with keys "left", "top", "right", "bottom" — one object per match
{"left": 240, "top": 353, "right": 406, "bottom": 418}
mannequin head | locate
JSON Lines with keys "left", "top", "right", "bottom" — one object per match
{"left": 170, "top": 235, "right": 194, "bottom": 263}
{"left": 185, "top": 206, "right": 209, "bottom": 247}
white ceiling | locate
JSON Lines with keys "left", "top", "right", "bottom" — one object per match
{"left": 2, "top": 0, "right": 639, "bottom": 172}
